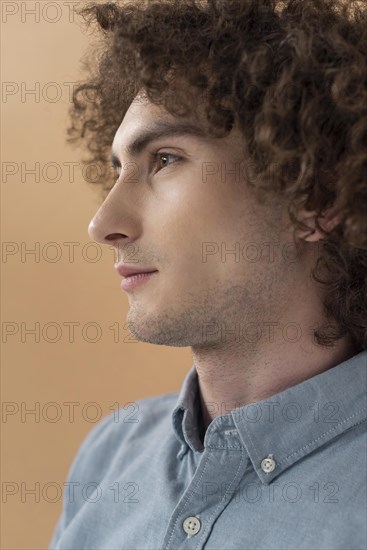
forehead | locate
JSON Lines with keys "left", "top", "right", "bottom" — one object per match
{"left": 112, "top": 92, "right": 208, "bottom": 151}
{"left": 113, "top": 96, "right": 169, "bottom": 147}
{"left": 124, "top": 93, "right": 169, "bottom": 125}
{"left": 111, "top": 91, "right": 249, "bottom": 162}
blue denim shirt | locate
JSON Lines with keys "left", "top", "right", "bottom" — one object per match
{"left": 50, "top": 350, "right": 367, "bottom": 549}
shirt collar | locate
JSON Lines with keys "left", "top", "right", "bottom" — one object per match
{"left": 171, "top": 350, "right": 367, "bottom": 484}
{"left": 172, "top": 365, "right": 204, "bottom": 454}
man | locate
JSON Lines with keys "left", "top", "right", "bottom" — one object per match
{"left": 50, "top": 0, "right": 367, "bottom": 548}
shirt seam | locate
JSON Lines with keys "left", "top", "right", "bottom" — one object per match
{"left": 239, "top": 406, "right": 367, "bottom": 471}
{"left": 206, "top": 445, "right": 242, "bottom": 450}
{"left": 163, "top": 451, "right": 212, "bottom": 548}
{"left": 277, "top": 407, "right": 367, "bottom": 465}
{"left": 195, "top": 448, "right": 248, "bottom": 550}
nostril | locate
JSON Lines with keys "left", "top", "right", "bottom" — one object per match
{"left": 105, "top": 233, "right": 125, "bottom": 241}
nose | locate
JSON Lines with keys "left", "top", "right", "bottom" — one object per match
{"left": 87, "top": 187, "right": 135, "bottom": 247}
{"left": 88, "top": 215, "right": 126, "bottom": 245}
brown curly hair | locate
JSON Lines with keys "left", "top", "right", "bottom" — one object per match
{"left": 67, "top": 0, "right": 367, "bottom": 351}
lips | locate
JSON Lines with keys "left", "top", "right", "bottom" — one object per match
{"left": 115, "top": 264, "right": 158, "bottom": 279}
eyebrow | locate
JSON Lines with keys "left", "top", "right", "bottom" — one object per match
{"left": 111, "top": 121, "right": 209, "bottom": 168}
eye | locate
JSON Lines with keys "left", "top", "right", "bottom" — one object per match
{"left": 150, "top": 151, "right": 182, "bottom": 174}
{"left": 111, "top": 164, "right": 121, "bottom": 184}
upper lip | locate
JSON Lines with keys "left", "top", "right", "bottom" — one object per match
{"left": 115, "top": 263, "right": 158, "bottom": 278}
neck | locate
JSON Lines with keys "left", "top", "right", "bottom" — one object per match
{"left": 192, "top": 328, "right": 359, "bottom": 435}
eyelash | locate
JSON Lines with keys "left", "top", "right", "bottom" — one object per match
{"left": 149, "top": 151, "right": 182, "bottom": 174}
{"left": 112, "top": 151, "right": 181, "bottom": 183}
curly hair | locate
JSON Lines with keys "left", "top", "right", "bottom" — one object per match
{"left": 67, "top": 0, "right": 367, "bottom": 351}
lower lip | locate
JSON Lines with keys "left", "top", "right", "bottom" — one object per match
{"left": 120, "top": 271, "right": 158, "bottom": 291}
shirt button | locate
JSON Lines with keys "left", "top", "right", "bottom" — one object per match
{"left": 183, "top": 516, "right": 201, "bottom": 536}
{"left": 260, "top": 454, "right": 276, "bottom": 473}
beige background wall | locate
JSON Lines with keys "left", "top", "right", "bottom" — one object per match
{"left": 1, "top": 2, "right": 191, "bottom": 548}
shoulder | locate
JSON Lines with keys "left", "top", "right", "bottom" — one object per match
{"left": 49, "top": 391, "right": 178, "bottom": 546}
{"left": 66, "top": 391, "right": 179, "bottom": 482}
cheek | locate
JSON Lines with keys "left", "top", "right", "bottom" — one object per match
{"left": 149, "top": 169, "right": 226, "bottom": 230}
{"left": 147, "top": 169, "right": 256, "bottom": 264}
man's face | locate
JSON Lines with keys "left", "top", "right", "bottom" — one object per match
{"left": 88, "top": 94, "right": 305, "bottom": 349}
